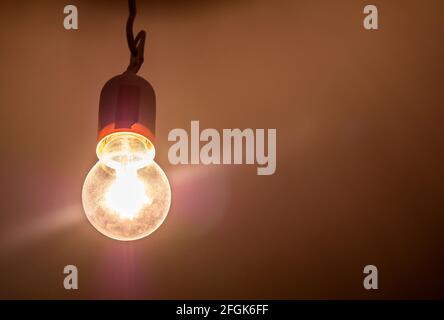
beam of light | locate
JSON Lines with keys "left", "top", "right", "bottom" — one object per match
{"left": 168, "top": 165, "right": 231, "bottom": 237}
{"left": 95, "top": 241, "right": 151, "bottom": 299}
{"left": 0, "top": 204, "right": 83, "bottom": 251}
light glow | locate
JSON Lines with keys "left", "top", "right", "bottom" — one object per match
{"left": 82, "top": 132, "right": 171, "bottom": 241}
{"left": 104, "top": 167, "right": 152, "bottom": 220}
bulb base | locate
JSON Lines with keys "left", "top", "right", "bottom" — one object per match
{"left": 98, "top": 71, "right": 156, "bottom": 144}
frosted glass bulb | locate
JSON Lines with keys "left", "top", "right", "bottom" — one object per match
{"left": 82, "top": 133, "right": 171, "bottom": 241}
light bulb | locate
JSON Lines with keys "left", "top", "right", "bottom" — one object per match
{"left": 83, "top": 65, "right": 166, "bottom": 241}
{"left": 82, "top": 133, "right": 171, "bottom": 241}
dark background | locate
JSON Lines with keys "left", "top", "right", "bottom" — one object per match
{"left": 0, "top": 0, "right": 442, "bottom": 299}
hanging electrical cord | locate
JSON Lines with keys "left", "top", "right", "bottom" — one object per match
{"left": 126, "top": 0, "right": 146, "bottom": 73}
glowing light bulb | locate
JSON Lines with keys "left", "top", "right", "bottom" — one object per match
{"left": 83, "top": 0, "right": 171, "bottom": 241}
{"left": 82, "top": 133, "right": 171, "bottom": 241}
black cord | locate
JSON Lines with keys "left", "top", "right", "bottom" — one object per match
{"left": 126, "top": 0, "right": 146, "bottom": 73}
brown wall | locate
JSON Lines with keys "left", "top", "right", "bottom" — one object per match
{"left": 0, "top": 0, "right": 443, "bottom": 299}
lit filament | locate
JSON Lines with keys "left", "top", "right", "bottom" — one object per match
{"left": 104, "top": 167, "right": 152, "bottom": 219}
